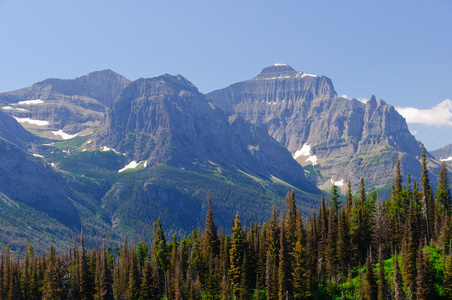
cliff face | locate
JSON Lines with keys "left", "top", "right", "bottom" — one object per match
{"left": 94, "top": 74, "right": 316, "bottom": 191}
{"left": 208, "top": 64, "right": 439, "bottom": 190}
{"left": 0, "top": 70, "right": 130, "bottom": 136}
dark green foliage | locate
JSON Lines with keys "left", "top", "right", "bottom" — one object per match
{"left": 1, "top": 155, "right": 451, "bottom": 299}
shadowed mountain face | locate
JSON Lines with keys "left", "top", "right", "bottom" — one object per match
{"left": 0, "top": 110, "right": 36, "bottom": 149}
{"left": 208, "top": 64, "right": 440, "bottom": 190}
{"left": 0, "top": 70, "right": 130, "bottom": 136}
{"left": 0, "top": 112, "right": 80, "bottom": 227}
{"left": 94, "top": 74, "right": 316, "bottom": 192}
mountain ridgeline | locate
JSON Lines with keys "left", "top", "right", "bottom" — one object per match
{"left": 0, "top": 70, "right": 131, "bottom": 137}
{"left": 0, "top": 66, "right": 446, "bottom": 254}
{"left": 207, "top": 64, "right": 440, "bottom": 190}
{"left": 94, "top": 74, "right": 313, "bottom": 191}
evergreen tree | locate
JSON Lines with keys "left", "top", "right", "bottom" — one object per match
{"left": 78, "top": 232, "right": 93, "bottom": 300}
{"left": 346, "top": 179, "right": 353, "bottom": 223}
{"left": 229, "top": 213, "right": 246, "bottom": 298}
{"left": 393, "top": 156, "right": 402, "bottom": 198}
{"left": 278, "top": 221, "right": 291, "bottom": 300}
{"left": 140, "top": 259, "right": 160, "bottom": 300}
{"left": 404, "top": 200, "right": 419, "bottom": 297}
{"left": 393, "top": 252, "right": 405, "bottom": 300}
{"left": 444, "top": 247, "right": 452, "bottom": 298}
{"left": 202, "top": 191, "right": 220, "bottom": 260}
{"left": 100, "top": 244, "right": 114, "bottom": 300}
{"left": 437, "top": 161, "right": 451, "bottom": 213}
{"left": 364, "top": 251, "right": 377, "bottom": 300}
{"left": 377, "top": 246, "right": 387, "bottom": 300}
{"left": 330, "top": 184, "right": 341, "bottom": 210}
{"left": 416, "top": 245, "right": 434, "bottom": 300}
{"left": 128, "top": 249, "right": 142, "bottom": 300}
{"left": 326, "top": 202, "right": 338, "bottom": 276}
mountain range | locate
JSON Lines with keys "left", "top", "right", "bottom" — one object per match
{"left": 0, "top": 65, "right": 446, "bottom": 253}
{"left": 207, "top": 64, "right": 441, "bottom": 191}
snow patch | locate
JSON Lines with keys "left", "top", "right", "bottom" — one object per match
{"left": 3, "top": 106, "right": 28, "bottom": 111}
{"left": 296, "top": 72, "right": 318, "bottom": 78}
{"left": 273, "top": 63, "right": 288, "bottom": 66}
{"left": 330, "top": 178, "right": 344, "bottom": 187}
{"left": 441, "top": 156, "right": 452, "bottom": 162}
{"left": 102, "top": 146, "right": 120, "bottom": 154}
{"left": 306, "top": 155, "right": 318, "bottom": 165}
{"left": 14, "top": 99, "right": 44, "bottom": 105}
{"left": 143, "top": 161, "right": 148, "bottom": 168}
{"left": 14, "top": 117, "right": 49, "bottom": 126}
{"left": 32, "top": 153, "right": 44, "bottom": 158}
{"left": 118, "top": 161, "right": 140, "bottom": 173}
{"left": 52, "top": 130, "right": 78, "bottom": 140}
{"left": 293, "top": 144, "right": 312, "bottom": 159}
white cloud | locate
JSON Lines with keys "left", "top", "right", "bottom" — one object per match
{"left": 357, "top": 97, "right": 369, "bottom": 104}
{"left": 340, "top": 94, "right": 349, "bottom": 99}
{"left": 410, "top": 130, "right": 418, "bottom": 135}
{"left": 396, "top": 99, "right": 452, "bottom": 126}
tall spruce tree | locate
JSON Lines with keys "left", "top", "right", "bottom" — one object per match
{"left": 202, "top": 191, "right": 220, "bottom": 259}
{"left": 364, "top": 251, "right": 377, "bottom": 300}
{"left": 437, "top": 161, "right": 451, "bottom": 213}
{"left": 377, "top": 246, "right": 387, "bottom": 300}
{"left": 393, "top": 252, "right": 405, "bottom": 300}
{"left": 229, "top": 213, "right": 246, "bottom": 298}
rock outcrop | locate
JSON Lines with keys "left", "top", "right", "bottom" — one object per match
{"left": 0, "top": 70, "right": 130, "bottom": 136}
{"left": 94, "top": 74, "right": 316, "bottom": 192}
{"left": 208, "top": 64, "right": 440, "bottom": 190}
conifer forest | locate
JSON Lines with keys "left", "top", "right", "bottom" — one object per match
{"left": 1, "top": 150, "right": 452, "bottom": 299}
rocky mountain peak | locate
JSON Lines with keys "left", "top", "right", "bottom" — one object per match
{"left": 95, "top": 74, "right": 314, "bottom": 191}
{"left": 208, "top": 66, "right": 440, "bottom": 191}
{"left": 255, "top": 64, "right": 298, "bottom": 79}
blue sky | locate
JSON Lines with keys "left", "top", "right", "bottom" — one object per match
{"left": 0, "top": 0, "right": 451, "bottom": 150}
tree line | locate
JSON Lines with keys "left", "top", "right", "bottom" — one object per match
{"left": 0, "top": 148, "right": 451, "bottom": 299}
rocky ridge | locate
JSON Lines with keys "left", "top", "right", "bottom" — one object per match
{"left": 94, "top": 74, "right": 315, "bottom": 191}
{"left": 0, "top": 70, "right": 130, "bottom": 138}
{"left": 207, "top": 64, "right": 440, "bottom": 190}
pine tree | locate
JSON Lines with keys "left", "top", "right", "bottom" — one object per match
{"left": 437, "top": 161, "right": 451, "bottom": 213}
{"left": 416, "top": 245, "right": 434, "bottom": 300}
{"left": 420, "top": 147, "right": 434, "bottom": 244}
{"left": 393, "top": 252, "right": 405, "bottom": 300}
{"left": 336, "top": 209, "right": 350, "bottom": 272}
{"left": 326, "top": 202, "right": 338, "bottom": 276}
{"left": 330, "top": 185, "right": 341, "bottom": 210}
{"left": 140, "top": 259, "right": 160, "bottom": 300}
{"left": 42, "top": 245, "right": 62, "bottom": 300}
{"left": 229, "top": 213, "right": 246, "bottom": 298}
{"left": 364, "top": 251, "right": 377, "bottom": 300}
{"left": 346, "top": 180, "right": 353, "bottom": 223}
{"left": 202, "top": 191, "right": 220, "bottom": 260}
{"left": 100, "top": 244, "right": 114, "bottom": 300}
{"left": 377, "top": 246, "right": 386, "bottom": 300}
{"left": 78, "top": 232, "right": 93, "bottom": 300}
{"left": 393, "top": 156, "right": 402, "bottom": 198}
{"left": 278, "top": 221, "right": 291, "bottom": 300}
{"left": 444, "top": 247, "right": 452, "bottom": 298}
{"left": 285, "top": 190, "right": 297, "bottom": 253}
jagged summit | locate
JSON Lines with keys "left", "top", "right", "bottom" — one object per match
{"left": 208, "top": 66, "right": 439, "bottom": 191}
{"left": 255, "top": 64, "right": 318, "bottom": 80}
{"left": 95, "top": 73, "right": 314, "bottom": 191}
